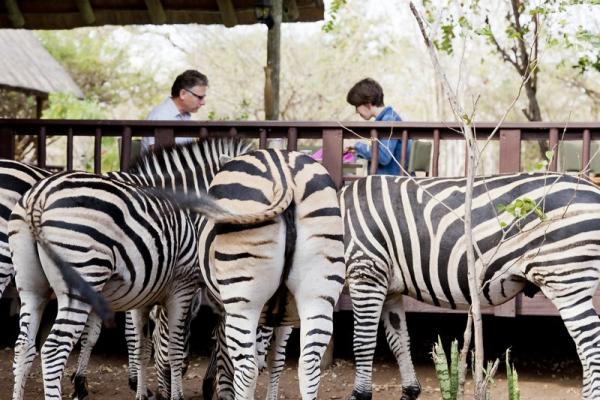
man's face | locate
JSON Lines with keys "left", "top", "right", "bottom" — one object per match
{"left": 180, "top": 85, "right": 207, "bottom": 113}
{"left": 355, "top": 104, "right": 373, "bottom": 120}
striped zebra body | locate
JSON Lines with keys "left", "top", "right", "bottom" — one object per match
{"left": 195, "top": 149, "right": 345, "bottom": 399}
{"left": 0, "top": 160, "right": 51, "bottom": 295}
{"left": 9, "top": 138, "right": 250, "bottom": 400}
{"left": 341, "top": 173, "right": 600, "bottom": 400}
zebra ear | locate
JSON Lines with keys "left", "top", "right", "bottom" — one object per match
{"left": 219, "top": 154, "right": 233, "bottom": 167}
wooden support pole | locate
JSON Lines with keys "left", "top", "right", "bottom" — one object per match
{"left": 265, "top": 0, "right": 282, "bottom": 120}
{"left": 216, "top": 0, "right": 238, "bottom": 27}
{"left": 4, "top": 0, "right": 25, "bottom": 28}
{"left": 282, "top": 0, "right": 299, "bottom": 21}
{"left": 75, "top": 0, "right": 96, "bottom": 24}
{"left": 144, "top": 0, "right": 167, "bottom": 24}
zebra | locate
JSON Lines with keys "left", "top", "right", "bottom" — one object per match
{"left": 0, "top": 160, "right": 51, "bottom": 296}
{"left": 9, "top": 137, "right": 250, "bottom": 400}
{"left": 0, "top": 159, "right": 200, "bottom": 399}
{"left": 340, "top": 173, "right": 600, "bottom": 400}
{"left": 186, "top": 149, "right": 346, "bottom": 399}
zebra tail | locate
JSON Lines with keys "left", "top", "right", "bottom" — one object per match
{"left": 148, "top": 184, "right": 294, "bottom": 225}
{"left": 27, "top": 206, "right": 115, "bottom": 325}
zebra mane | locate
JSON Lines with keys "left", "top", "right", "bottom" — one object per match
{"left": 127, "top": 137, "right": 253, "bottom": 194}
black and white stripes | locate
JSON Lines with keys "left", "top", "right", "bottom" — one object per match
{"left": 341, "top": 173, "right": 600, "bottom": 400}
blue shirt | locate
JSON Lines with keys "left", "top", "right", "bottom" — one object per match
{"left": 141, "top": 97, "right": 194, "bottom": 153}
{"left": 354, "top": 106, "right": 411, "bottom": 175}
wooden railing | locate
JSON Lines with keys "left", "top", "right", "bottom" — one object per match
{"left": 2, "top": 119, "right": 600, "bottom": 316}
{"left": 2, "top": 119, "right": 600, "bottom": 186}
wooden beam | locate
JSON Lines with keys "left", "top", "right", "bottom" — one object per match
{"left": 4, "top": 0, "right": 25, "bottom": 28}
{"left": 144, "top": 0, "right": 167, "bottom": 24}
{"left": 282, "top": 0, "right": 299, "bottom": 21}
{"left": 265, "top": 0, "right": 282, "bottom": 120}
{"left": 216, "top": 0, "right": 238, "bottom": 27}
{"left": 75, "top": 0, "right": 96, "bottom": 24}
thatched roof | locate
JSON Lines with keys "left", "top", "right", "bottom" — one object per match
{"left": 0, "top": 1, "right": 324, "bottom": 29}
{"left": 0, "top": 30, "right": 83, "bottom": 98}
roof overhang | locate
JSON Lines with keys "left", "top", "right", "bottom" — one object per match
{"left": 0, "top": 0, "right": 325, "bottom": 29}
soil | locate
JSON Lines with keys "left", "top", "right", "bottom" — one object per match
{"left": 0, "top": 347, "right": 582, "bottom": 400}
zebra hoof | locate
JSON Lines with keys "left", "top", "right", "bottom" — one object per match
{"left": 70, "top": 373, "right": 89, "bottom": 400}
{"left": 401, "top": 383, "right": 422, "bottom": 400}
{"left": 348, "top": 389, "right": 372, "bottom": 400}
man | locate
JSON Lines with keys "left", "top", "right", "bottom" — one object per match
{"left": 141, "top": 69, "right": 208, "bottom": 153}
{"left": 346, "top": 77, "right": 411, "bottom": 175}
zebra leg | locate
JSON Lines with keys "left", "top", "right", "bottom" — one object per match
{"left": 536, "top": 269, "right": 600, "bottom": 400}
{"left": 12, "top": 291, "right": 49, "bottom": 400}
{"left": 265, "top": 326, "right": 293, "bottom": 400}
{"left": 130, "top": 308, "right": 153, "bottom": 400}
{"left": 213, "top": 319, "right": 235, "bottom": 400}
{"left": 40, "top": 295, "right": 93, "bottom": 399}
{"left": 125, "top": 310, "right": 154, "bottom": 399}
{"left": 165, "top": 286, "right": 196, "bottom": 400}
{"left": 71, "top": 312, "right": 102, "bottom": 400}
{"left": 381, "top": 295, "right": 421, "bottom": 400}
{"left": 348, "top": 261, "right": 388, "bottom": 400}
{"left": 10, "top": 212, "right": 51, "bottom": 400}
{"left": 152, "top": 306, "right": 171, "bottom": 400}
{"left": 256, "top": 326, "right": 274, "bottom": 373}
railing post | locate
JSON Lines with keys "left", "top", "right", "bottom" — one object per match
{"left": 400, "top": 129, "right": 408, "bottom": 175}
{"left": 499, "top": 129, "right": 521, "bottom": 173}
{"left": 154, "top": 128, "right": 175, "bottom": 149}
{"left": 322, "top": 129, "right": 343, "bottom": 189}
{"left": 66, "top": 128, "right": 74, "bottom": 171}
{"left": 0, "top": 128, "right": 14, "bottom": 159}
{"left": 259, "top": 129, "right": 268, "bottom": 149}
{"left": 120, "top": 127, "right": 132, "bottom": 172}
{"left": 94, "top": 128, "right": 102, "bottom": 174}
{"left": 548, "top": 128, "right": 558, "bottom": 172}
{"left": 496, "top": 128, "right": 522, "bottom": 317}
{"left": 582, "top": 129, "right": 591, "bottom": 175}
{"left": 432, "top": 129, "right": 440, "bottom": 177}
{"left": 37, "top": 126, "right": 46, "bottom": 168}
{"left": 369, "top": 129, "right": 379, "bottom": 175}
{"left": 287, "top": 127, "right": 298, "bottom": 151}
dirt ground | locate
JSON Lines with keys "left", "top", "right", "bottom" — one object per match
{"left": 0, "top": 347, "right": 582, "bottom": 400}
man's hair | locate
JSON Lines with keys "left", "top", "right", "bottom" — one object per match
{"left": 346, "top": 78, "right": 384, "bottom": 107}
{"left": 171, "top": 70, "right": 209, "bottom": 97}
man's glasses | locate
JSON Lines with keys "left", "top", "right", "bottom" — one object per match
{"left": 184, "top": 88, "right": 206, "bottom": 101}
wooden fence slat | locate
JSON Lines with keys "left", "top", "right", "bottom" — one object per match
{"left": 120, "top": 127, "right": 132, "bottom": 172}
{"left": 432, "top": 128, "right": 440, "bottom": 177}
{"left": 548, "top": 128, "right": 559, "bottom": 172}
{"left": 287, "top": 127, "right": 298, "bottom": 151}
{"left": 369, "top": 129, "right": 379, "bottom": 175}
{"left": 400, "top": 129, "right": 408, "bottom": 175}
{"left": 583, "top": 129, "right": 591, "bottom": 175}
{"left": 94, "top": 128, "right": 102, "bottom": 174}
{"left": 499, "top": 129, "right": 521, "bottom": 173}
{"left": 37, "top": 126, "right": 46, "bottom": 168}
{"left": 0, "top": 128, "right": 14, "bottom": 159}
{"left": 66, "top": 128, "right": 74, "bottom": 171}
{"left": 322, "top": 129, "right": 343, "bottom": 188}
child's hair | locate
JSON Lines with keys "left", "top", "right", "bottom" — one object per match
{"left": 346, "top": 78, "right": 384, "bottom": 107}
